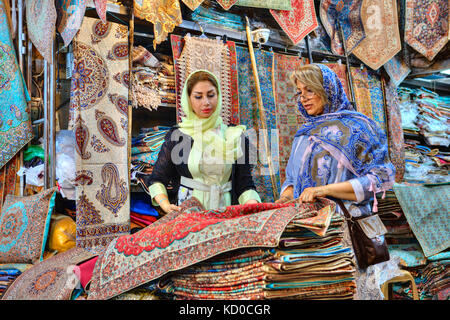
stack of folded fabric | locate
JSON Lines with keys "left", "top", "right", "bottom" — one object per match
{"left": 130, "top": 193, "right": 159, "bottom": 228}
{"left": 157, "top": 200, "right": 356, "bottom": 300}
{"left": 418, "top": 259, "right": 450, "bottom": 299}
{"left": 0, "top": 268, "right": 22, "bottom": 298}
{"left": 131, "top": 126, "right": 170, "bottom": 167}
{"left": 132, "top": 46, "right": 177, "bottom": 110}
{"left": 263, "top": 207, "right": 356, "bottom": 300}
{"left": 165, "top": 248, "right": 272, "bottom": 299}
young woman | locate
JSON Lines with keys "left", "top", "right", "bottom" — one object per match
{"left": 137, "top": 70, "right": 261, "bottom": 214}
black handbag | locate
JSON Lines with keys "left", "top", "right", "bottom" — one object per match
{"left": 336, "top": 199, "right": 390, "bottom": 269}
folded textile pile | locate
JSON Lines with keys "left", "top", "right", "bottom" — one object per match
{"left": 0, "top": 269, "right": 21, "bottom": 298}
{"left": 131, "top": 126, "right": 170, "bottom": 166}
{"left": 155, "top": 199, "right": 356, "bottom": 300}
{"left": 264, "top": 205, "right": 356, "bottom": 300}
{"left": 132, "top": 46, "right": 176, "bottom": 110}
{"left": 130, "top": 193, "right": 159, "bottom": 228}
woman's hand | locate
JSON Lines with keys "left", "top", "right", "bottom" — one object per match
{"left": 298, "top": 186, "right": 327, "bottom": 204}
{"left": 275, "top": 195, "right": 293, "bottom": 204}
{"left": 275, "top": 186, "right": 294, "bottom": 203}
{"left": 244, "top": 199, "right": 259, "bottom": 205}
{"left": 160, "top": 201, "right": 181, "bottom": 214}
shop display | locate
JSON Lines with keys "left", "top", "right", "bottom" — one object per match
{"left": 0, "top": 0, "right": 448, "bottom": 302}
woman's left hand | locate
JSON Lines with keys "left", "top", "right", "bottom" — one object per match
{"left": 298, "top": 186, "right": 327, "bottom": 204}
{"left": 244, "top": 199, "right": 259, "bottom": 205}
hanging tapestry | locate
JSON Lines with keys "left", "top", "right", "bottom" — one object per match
{"left": 236, "top": 0, "right": 292, "bottom": 10}
{"left": 2, "top": 154, "right": 20, "bottom": 204}
{"left": 273, "top": 53, "right": 308, "bottom": 185}
{"left": 324, "top": 62, "right": 351, "bottom": 101}
{"left": 172, "top": 35, "right": 240, "bottom": 125}
{"left": 70, "top": 17, "right": 130, "bottom": 255}
{"left": 217, "top": 0, "right": 238, "bottom": 10}
{"left": 404, "top": 0, "right": 449, "bottom": 61}
{"left": 352, "top": 0, "right": 401, "bottom": 70}
{"left": 181, "top": 0, "right": 205, "bottom": 11}
{"left": 350, "top": 67, "right": 386, "bottom": 134}
{"left": 87, "top": 199, "right": 338, "bottom": 300}
{"left": 270, "top": 0, "right": 318, "bottom": 46}
{"left": 94, "top": 0, "right": 107, "bottom": 23}
{"left": 393, "top": 183, "right": 450, "bottom": 257}
{"left": 2, "top": 247, "right": 94, "bottom": 300}
{"left": 383, "top": 54, "right": 411, "bottom": 87}
{"left": 320, "top": 0, "right": 366, "bottom": 55}
{"left": 25, "top": 0, "right": 57, "bottom": 63}
{"left": 383, "top": 79, "right": 405, "bottom": 183}
{"left": 56, "top": 0, "right": 87, "bottom": 47}
{"left": 0, "top": 0, "right": 33, "bottom": 170}
{"left": 134, "top": 0, "right": 182, "bottom": 49}
{"left": 236, "top": 46, "right": 280, "bottom": 202}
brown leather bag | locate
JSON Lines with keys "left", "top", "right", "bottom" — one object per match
{"left": 336, "top": 199, "right": 390, "bottom": 269}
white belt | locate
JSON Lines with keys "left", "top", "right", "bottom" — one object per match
{"left": 180, "top": 176, "right": 232, "bottom": 209}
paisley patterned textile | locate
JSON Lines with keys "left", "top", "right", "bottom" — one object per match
{"left": 236, "top": 46, "right": 280, "bottom": 203}
{"left": 0, "top": 0, "right": 33, "bottom": 170}
{"left": 181, "top": 0, "right": 205, "bottom": 11}
{"left": 320, "top": 0, "right": 366, "bottom": 55}
{"left": 0, "top": 188, "right": 57, "bottom": 264}
{"left": 86, "top": 199, "right": 340, "bottom": 300}
{"left": 350, "top": 66, "right": 387, "bottom": 134}
{"left": 172, "top": 35, "right": 240, "bottom": 125}
{"left": 383, "top": 78, "right": 405, "bottom": 183}
{"left": 352, "top": 0, "right": 401, "bottom": 70}
{"left": 94, "top": 0, "right": 107, "bottom": 23}
{"left": 324, "top": 62, "right": 351, "bottom": 101}
{"left": 273, "top": 53, "right": 308, "bottom": 185}
{"left": 383, "top": 54, "right": 411, "bottom": 87}
{"left": 236, "top": 0, "right": 292, "bottom": 10}
{"left": 217, "top": 0, "right": 238, "bottom": 10}
{"left": 270, "top": 0, "right": 318, "bottom": 45}
{"left": 56, "top": 0, "right": 87, "bottom": 47}
{"left": 70, "top": 17, "right": 130, "bottom": 255}
{"left": 134, "top": 0, "right": 183, "bottom": 49}
{"left": 404, "top": 0, "right": 449, "bottom": 61}
{"left": 393, "top": 183, "right": 450, "bottom": 257}
{"left": 25, "top": 0, "right": 57, "bottom": 63}
{"left": 2, "top": 247, "right": 94, "bottom": 300}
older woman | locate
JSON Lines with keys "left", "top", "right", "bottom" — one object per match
{"left": 137, "top": 69, "right": 261, "bottom": 214}
{"left": 277, "top": 64, "right": 397, "bottom": 299}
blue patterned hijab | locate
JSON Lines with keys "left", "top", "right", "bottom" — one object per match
{"left": 293, "top": 64, "right": 395, "bottom": 208}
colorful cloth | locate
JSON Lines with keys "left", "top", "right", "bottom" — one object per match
{"left": 2, "top": 247, "right": 94, "bottom": 300}
{"left": 404, "top": 0, "right": 449, "bottom": 61}
{"left": 293, "top": 64, "right": 394, "bottom": 202}
{"left": 273, "top": 53, "right": 308, "bottom": 185}
{"left": 181, "top": 0, "right": 205, "bottom": 11}
{"left": 25, "top": 0, "right": 57, "bottom": 63}
{"left": 56, "top": 0, "right": 87, "bottom": 47}
{"left": 70, "top": 17, "right": 130, "bottom": 255}
{"left": 0, "top": 0, "right": 33, "bottom": 170}
{"left": 320, "top": 0, "right": 366, "bottom": 55}
{"left": 236, "top": 47, "right": 280, "bottom": 202}
{"left": 383, "top": 54, "right": 411, "bottom": 87}
{"left": 270, "top": 0, "right": 318, "bottom": 45}
{"left": 350, "top": 66, "right": 387, "bottom": 134}
{"left": 217, "top": 0, "right": 238, "bottom": 10}
{"left": 352, "top": 0, "right": 401, "bottom": 70}
{"left": 134, "top": 0, "right": 182, "bottom": 49}
{"left": 236, "top": 0, "right": 292, "bottom": 10}
{"left": 324, "top": 62, "right": 351, "bottom": 101}
{"left": 383, "top": 79, "right": 405, "bottom": 183}
{"left": 94, "top": 0, "right": 107, "bottom": 23}
{"left": 87, "top": 198, "right": 339, "bottom": 300}
{"left": 393, "top": 183, "right": 450, "bottom": 257}
{"left": 388, "top": 244, "right": 427, "bottom": 267}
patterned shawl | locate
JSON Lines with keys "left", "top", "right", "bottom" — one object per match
{"left": 294, "top": 64, "right": 395, "bottom": 208}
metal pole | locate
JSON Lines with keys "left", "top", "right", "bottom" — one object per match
{"left": 305, "top": 35, "right": 313, "bottom": 63}
{"left": 43, "top": 61, "right": 49, "bottom": 189}
{"left": 338, "top": 22, "right": 356, "bottom": 104}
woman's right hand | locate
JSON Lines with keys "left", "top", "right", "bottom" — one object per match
{"left": 275, "top": 195, "right": 293, "bottom": 204}
{"left": 160, "top": 201, "right": 181, "bottom": 215}
{"left": 275, "top": 186, "right": 294, "bottom": 204}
